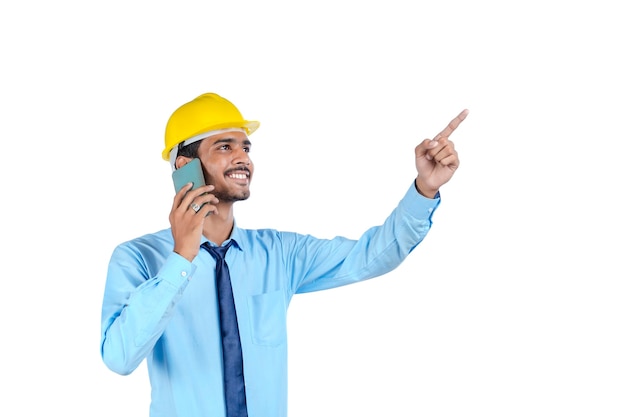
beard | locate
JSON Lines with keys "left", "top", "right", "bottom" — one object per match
{"left": 213, "top": 188, "right": 250, "bottom": 202}
{"left": 204, "top": 168, "right": 252, "bottom": 203}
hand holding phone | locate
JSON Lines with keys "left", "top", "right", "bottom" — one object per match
{"left": 171, "top": 158, "right": 213, "bottom": 217}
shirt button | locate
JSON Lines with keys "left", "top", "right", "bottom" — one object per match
{"left": 181, "top": 271, "right": 188, "bottom": 277}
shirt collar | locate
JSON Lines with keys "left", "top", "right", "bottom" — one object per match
{"left": 200, "top": 220, "right": 244, "bottom": 252}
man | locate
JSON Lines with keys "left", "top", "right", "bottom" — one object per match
{"left": 100, "top": 92, "right": 468, "bottom": 417}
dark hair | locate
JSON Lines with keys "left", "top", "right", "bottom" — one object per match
{"left": 177, "top": 140, "right": 202, "bottom": 159}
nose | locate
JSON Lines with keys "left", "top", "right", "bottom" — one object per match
{"left": 233, "top": 146, "right": 251, "bottom": 165}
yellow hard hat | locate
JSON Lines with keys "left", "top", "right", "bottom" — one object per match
{"left": 162, "top": 93, "right": 260, "bottom": 161}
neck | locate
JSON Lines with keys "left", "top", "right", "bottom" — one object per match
{"left": 202, "top": 202, "right": 235, "bottom": 246}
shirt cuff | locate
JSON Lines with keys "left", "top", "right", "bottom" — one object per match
{"left": 159, "top": 252, "right": 198, "bottom": 287}
{"left": 399, "top": 181, "right": 441, "bottom": 220}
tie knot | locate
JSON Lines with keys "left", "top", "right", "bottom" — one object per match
{"left": 202, "top": 240, "right": 233, "bottom": 260}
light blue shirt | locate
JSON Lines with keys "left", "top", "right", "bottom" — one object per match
{"left": 100, "top": 183, "right": 440, "bottom": 417}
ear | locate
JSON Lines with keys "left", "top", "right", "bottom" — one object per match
{"left": 175, "top": 155, "right": 193, "bottom": 170}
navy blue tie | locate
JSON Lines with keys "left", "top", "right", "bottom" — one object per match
{"left": 202, "top": 241, "right": 248, "bottom": 417}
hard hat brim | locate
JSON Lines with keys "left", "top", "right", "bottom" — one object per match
{"left": 162, "top": 120, "right": 260, "bottom": 161}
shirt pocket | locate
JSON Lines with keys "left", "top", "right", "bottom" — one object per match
{"left": 247, "top": 289, "right": 287, "bottom": 347}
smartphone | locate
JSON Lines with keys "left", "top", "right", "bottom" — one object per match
{"left": 172, "top": 158, "right": 206, "bottom": 193}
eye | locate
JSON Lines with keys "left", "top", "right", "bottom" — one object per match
{"left": 243, "top": 146, "right": 251, "bottom": 153}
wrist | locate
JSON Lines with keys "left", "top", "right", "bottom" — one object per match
{"left": 173, "top": 247, "right": 198, "bottom": 263}
{"left": 414, "top": 178, "right": 438, "bottom": 199}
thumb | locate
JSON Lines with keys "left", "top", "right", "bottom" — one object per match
{"left": 415, "top": 139, "right": 439, "bottom": 160}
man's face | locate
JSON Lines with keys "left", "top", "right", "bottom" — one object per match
{"left": 196, "top": 131, "right": 254, "bottom": 202}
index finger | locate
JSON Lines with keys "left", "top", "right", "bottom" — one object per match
{"left": 434, "top": 109, "right": 469, "bottom": 140}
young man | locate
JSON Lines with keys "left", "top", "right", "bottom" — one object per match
{"left": 100, "top": 92, "right": 468, "bottom": 417}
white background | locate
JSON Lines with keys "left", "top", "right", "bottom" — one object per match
{"left": 1, "top": 0, "right": 624, "bottom": 416}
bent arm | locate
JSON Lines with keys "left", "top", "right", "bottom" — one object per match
{"left": 100, "top": 247, "right": 193, "bottom": 375}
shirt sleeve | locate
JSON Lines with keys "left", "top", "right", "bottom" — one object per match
{"left": 287, "top": 182, "right": 440, "bottom": 294}
{"left": 100, "top": 245, "right": 196, "bottom": 375}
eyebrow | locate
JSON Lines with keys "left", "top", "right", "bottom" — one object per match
{"left": 212, "top": 137, "right": 252, "bottom": 146}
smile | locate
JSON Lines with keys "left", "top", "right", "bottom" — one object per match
{"left": 227, "top": 172, "right": 249, "bottom": 179}
{"left": 226, "top": 168, "right": 250, "bottom": 181}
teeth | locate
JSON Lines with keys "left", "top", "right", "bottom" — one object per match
{"left": 229, "top": 173, "right": 248, "bottom": 179}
